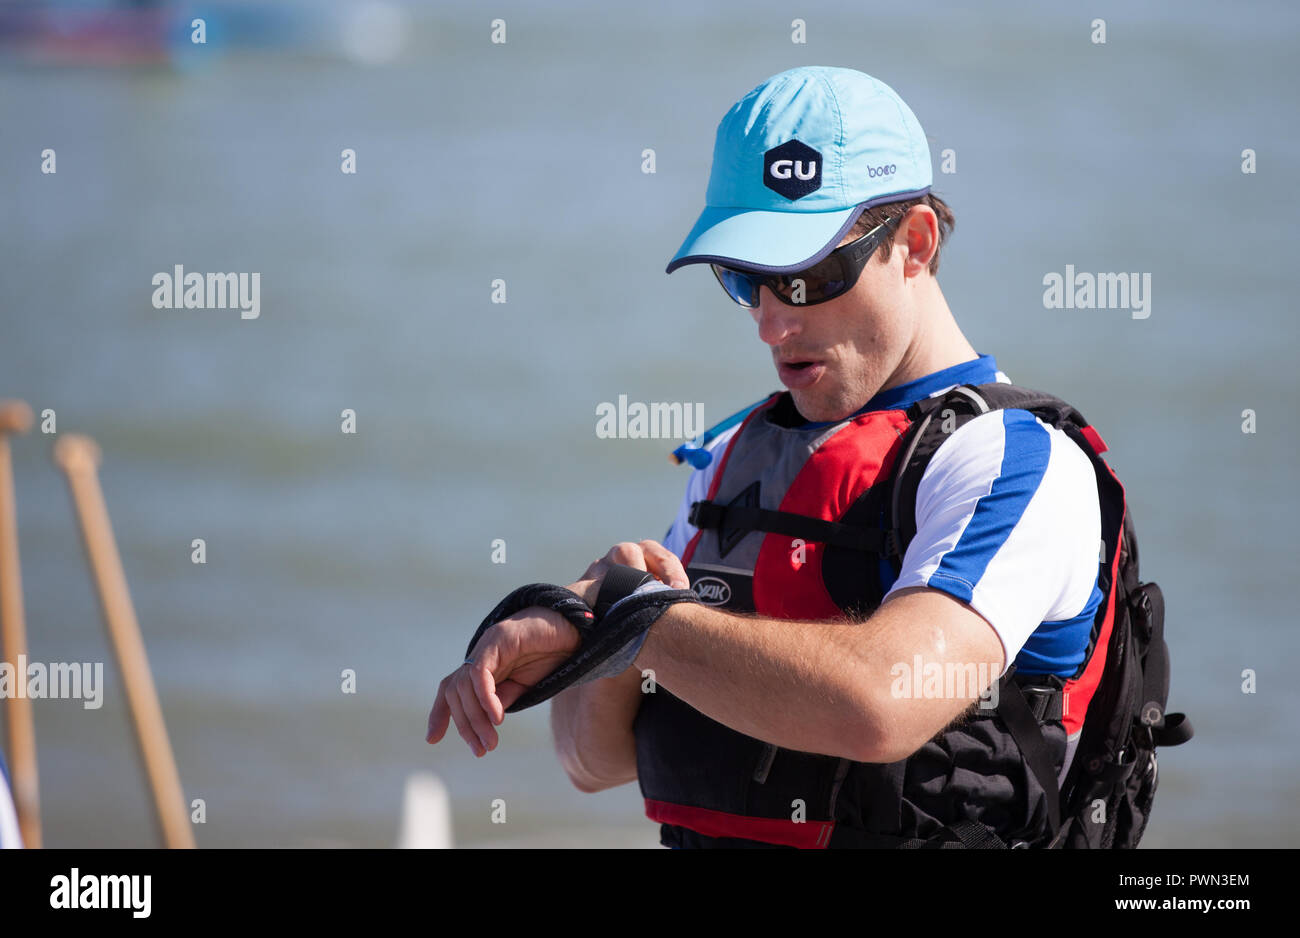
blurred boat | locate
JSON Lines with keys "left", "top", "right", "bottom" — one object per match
{"left": 0, "top": 0, "right": 407, "bottom": 68}
{"left": 0, "top": 1, "right": 177, "bottom": 67}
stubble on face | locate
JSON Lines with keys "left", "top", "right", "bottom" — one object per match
{"left": 778, "top": 253, "right": 913, "bottom": 423}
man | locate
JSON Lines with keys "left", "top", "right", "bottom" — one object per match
{"left": 427, "top": 66, "right": 1104, "bottom": 848}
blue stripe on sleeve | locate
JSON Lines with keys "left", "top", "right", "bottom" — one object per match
{"left": 927, "top": 410, "right": 1052, "bottom": 602}
{"left": 1015, "top": 581, "right": 1103, "bottom": 676}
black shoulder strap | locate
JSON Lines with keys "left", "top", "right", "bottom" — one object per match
{"left": 997, "top": 674, "right": 1063, "bottom": 837}
{"left": 689, "top": 499, "right": 887, "bottom": 554}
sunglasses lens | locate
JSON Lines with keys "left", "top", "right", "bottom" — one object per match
{"left": 712, "top": 265, "right": 759, "bottom": 307}
{"left": 772, "top": 256, "right": 848, "bottom": 304}
{"left": 712, "top": 251, "right": 858, "bottom": 307}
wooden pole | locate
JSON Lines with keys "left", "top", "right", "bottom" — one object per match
{"left": 53, "top": 434, "right": 194, "bottom": 849}
{"left": 0, "top": 400, "right": 40, "bottom": 848}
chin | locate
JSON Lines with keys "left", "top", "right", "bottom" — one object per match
{"left": 790, "top": 390, "right": 848, "bottom": 424}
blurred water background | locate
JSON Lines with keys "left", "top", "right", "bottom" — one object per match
{"left": 0, "top": 0, "right": 1297, "bottom": 847}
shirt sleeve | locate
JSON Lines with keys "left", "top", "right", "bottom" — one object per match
{"left": 883, "top": 408, "right": 1102, "bottom": 674}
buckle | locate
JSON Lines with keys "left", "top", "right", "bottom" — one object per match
{"left": 688, "top": 500, "right": 724, "bottom": 530}
{"left": 1019, "top": 684, "right": 1064, "bottom": 723}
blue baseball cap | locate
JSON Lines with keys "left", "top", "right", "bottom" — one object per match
{"left": 666, "top": 66, "right": 932, "bottom": 276}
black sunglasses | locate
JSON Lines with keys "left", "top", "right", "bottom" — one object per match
{"left": 711, "top": 215, "right": 903, "bottom": 308}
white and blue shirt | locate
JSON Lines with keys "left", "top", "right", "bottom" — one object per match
{"left": 664, "top": 354, "right": 1103, "bottom": 678}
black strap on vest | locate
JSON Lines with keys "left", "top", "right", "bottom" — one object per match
{"left": 1129, "top": 582, "right": 1193, "bottom": 747}
{"left": 996, "top": 673, "right": 1063, "bottom": 837}
{"left": 689, "top": 500, "right": 886, "bottom": 553}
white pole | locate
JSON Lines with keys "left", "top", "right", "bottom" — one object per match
{"left": 396, "top": 772, "right": 453, "bottom": 849}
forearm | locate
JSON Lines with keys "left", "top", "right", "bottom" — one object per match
{"left": 635, "top": 601, "right": 886, "bottom": 762}
{"left": 550, "top": 666, "right": 643, "bottom": 792}
{"left": 635, "top": 588, "right": 1003, "bottom": 764}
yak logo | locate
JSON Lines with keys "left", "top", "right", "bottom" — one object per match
{"left": 692, "top": 576, "right": 732, "bottom": 606}
{"left": 763, "top": 139, "right": 822, "bottom": 200}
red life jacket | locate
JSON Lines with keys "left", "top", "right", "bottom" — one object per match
{"left": 635, "top": 382, "right": 1191, "bottom": 849}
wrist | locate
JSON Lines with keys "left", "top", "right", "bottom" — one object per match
{"left": 568, "top": 577, "right": 600, "bottom": 607}
{"left": 634, "top": 598, "right": 700, "bottom": 670}
{"left": 567, "top": 571, "right": 696, "bottom": 683}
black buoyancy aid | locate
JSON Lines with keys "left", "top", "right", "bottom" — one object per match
{"left": 634, "top": 381, "right": 1174, "bottom": 849}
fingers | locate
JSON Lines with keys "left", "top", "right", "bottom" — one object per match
{"left": 455, "top": 675, "right": 498, "bottom": 755}
{"left": 468, "top": 655, "right": 504, "bottom": 727}
{"left": 579, "top": 540, "right": 691, "bottom": 602}
{"left": 426, "top": 679, "right": 452, "bottom": 743}
{"left": 605, "top": 540, "right": 689, "bottom": 588}
{"left": 638, "top": 539, "right": 690, "bottom": 589}
{"left": 580, "top": 541, "right": 645, "bottom": 591}
{"left": 497, "top": 680, "right": 528, "bottom": 711}
{"left": 606, "top": 541, "right": 648, "bottom": 569}
{"left": 443, "top": 687, "right": 477, "bottom": 754}
{"left": 427, "top": 661, "right": 501, "bottom": 756}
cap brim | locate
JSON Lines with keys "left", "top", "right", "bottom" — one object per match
{"left": 665, "top": 204, "right": 864, "bottom": 275}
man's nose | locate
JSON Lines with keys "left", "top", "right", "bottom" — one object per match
{"left": 751, "top": 287, "right": 803, "bottom": 346}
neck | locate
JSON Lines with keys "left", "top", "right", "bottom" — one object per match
{"left": 882, "top": 278, "right": 977, "bottom": 393}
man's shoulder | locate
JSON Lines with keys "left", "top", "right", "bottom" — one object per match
{"left": 917, "top": 405, "right": 1099, "bottom": 513}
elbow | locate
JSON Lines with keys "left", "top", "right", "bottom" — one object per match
{"left": 556, "top": 741, "right": 635, "bottom": 794}
{"left": 561, "top": 758, "right": 632, "bottom": 794}
{"left": 556, "top": 745, "right": 601, "bottom": 793}
{"left": 839, "top": 736, "right": 898, "bottom": 766}
{"left": 568, "top": 772, "right": 616, "bottom": 795}
{"left": 841, "top": 732, "right": 916, "bottom": 766}
{"left": 838, "top": 689, "right": 918, "bottom": 765}
{"left": 856, "top": 735, "right": 921, "bottom": 766}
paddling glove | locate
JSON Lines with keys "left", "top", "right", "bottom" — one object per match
{"left": 465, "top": 566, "right": 700, "bottom": 712}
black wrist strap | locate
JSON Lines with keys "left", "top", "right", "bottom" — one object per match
{"left": 463, "top": 583, "right": 596, "bottom": 660}
{"left": 506, "top": 585, "right": 699, "bottom": 712}
{"left": 593, "top": 564, "right": 658, "bottom": 619}
{"left": 463, "top": 574, "right": 700, "bottom": 713}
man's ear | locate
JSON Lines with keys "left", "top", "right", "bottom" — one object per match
{"left": 899, "top": 206, "right": 939, "bottom": 278}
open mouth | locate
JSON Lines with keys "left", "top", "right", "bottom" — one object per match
{"left": 776, "top": 359, "right": 826, "bottom": 389}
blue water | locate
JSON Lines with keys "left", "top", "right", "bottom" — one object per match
{"left": 0, "top": 0, "right": 1297, "bottom": 846}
